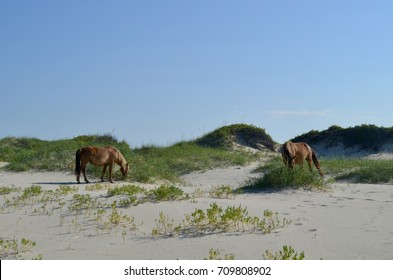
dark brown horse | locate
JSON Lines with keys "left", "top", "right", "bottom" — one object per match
{"left": 281, "top": 141, "right": 323, "bottom": 177}
{"left": 75, "top": 146, "right": 129, "bottom": 183}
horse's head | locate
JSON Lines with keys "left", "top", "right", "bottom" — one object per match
{"left": 120, "top": 162, "right": 129, "bottom": 178}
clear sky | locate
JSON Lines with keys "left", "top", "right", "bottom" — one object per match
{"left": 1, "top": 1, "right": 393, "bottom": 147}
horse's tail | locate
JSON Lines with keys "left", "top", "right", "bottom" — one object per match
{"left": 281, "top": 142, "right": 292, "bottom": 167}
{"left": 311, "top": 149, "right": 324, "bottom": 177}
{"left": 75, "top": 148, "right": 82, "bottom": 175}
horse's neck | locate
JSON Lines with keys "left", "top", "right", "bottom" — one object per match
{"left": 116, "top": 153, "right": 126, "bottom": 167}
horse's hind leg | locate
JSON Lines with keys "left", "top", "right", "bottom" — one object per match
{"left": 81, "top": 164, "right": 90, "bottom": 183}
{"left": 306, "top": 158, "right": 313, "bottom": 172}
{"left": 101, "top": 165, "right": 108, "bottom": 182}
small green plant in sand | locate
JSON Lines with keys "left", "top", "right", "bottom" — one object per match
{"left": 96, "top": 202, "right": 139, "bottom": 235}
{"left": 263, "top": 245, "right": 305, "bottom": 260}
{"left": 152, "top": 203, "right": 290, "bottom": 237}
{"left": 0, "top": 186, "right": 20, "bottom": 196}
{"left": 68, "top": 194, "right": 97, "bottom": 214}
{"left": 204, "top": 248, "right": 235, "bottom": 260}
{"left": 0, "top": 238, "right": 37, "bottom": 259}
{"left": 147, "top": 185, "right": 188, "bottom": 201}
{"left": 106, "top": 184, "right": 188, "bottom": 207}
{"left": 209, "top": 185, "right": 236, "bottom": 199}
{"left": 152, "top": 212, "right": 181, "bottom": 237}
{"left": 6, "top": 185, "right": 44, "bottom": 207}
{"left": 57, "top": 185, "right": 78, "bottom": 195}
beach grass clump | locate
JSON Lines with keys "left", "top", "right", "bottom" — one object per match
{"left": 205, "top": 248, "right": 235, "bottom": 260}
{"left": 152, "top": 203, "right": 290, "bottom": 237}
{"left": 106, "top": 184, "right": 188, "bottom": 207}
{"left": 248, "top": 157, "right": 326, "bottom": 191}
{"left": 68, "top": 194, "right": 97, "bottom": 214}
{"left": 263, "top": 245, "right": 305, "bottom": 260}
{"left": 209, "top": 185, "right": 236, "bottom": 199}
{"left": 0, "top": 238, "right": 37, "bottom": 259}
{"left": 106, "top": 184, "right": 146, "bottom": 197}
{"left": 147, "top": 185, "right": 188, "bottom": 201}
{"left": 0, "top": 186, "right": 20, "bottom": 196}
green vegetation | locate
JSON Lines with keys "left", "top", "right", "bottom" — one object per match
{"left": 263, "top": 245, "right": 305, "bottom": 260}
{"left": 205, "top": 248, "right": 235, "bottom": 260}
{"left": 292, "top": 124, "right": 393, "bottom": 151}
{"left": 152, "top": 203, "right": 291, "bottom": 237}
{"left": 195, "top": 123, "right": 276, "bottom": 150}
{"left": 0, "top": 134, "right": 128, "bottom": 172}
{"left": 209, "top": 185, "right": 236, "bottom": 199}
{"left": 0, "top": 186, "right": 20, "bottom": 195}
{"left": 247, "top": 157, "right": 327, "bottom": 191}
{"left": 0, "top": 238, "right": 38, "bottom": 259}
{"left": 147, "top": 185, "right": 188, "bottom": 201}
{"left": 106, "top": 184, "right": 188, "bottom": 206}
{"left": 323, "top": 158, "right": 393, "bottom": 184}
{"left": 130, "top": 142, "right": 259, "bottom": 182}
{"left": 0, "top": 126, "right": 263, "bottom": 183}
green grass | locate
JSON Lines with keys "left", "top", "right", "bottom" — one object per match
{"left": 323, "top": 158, "right": 393, "bottom": 184}
{"left": 0, "top": 134, "right": 130, "bottom": 172}
{"left": 249, "top": 156, "right": 393, "bottom": 191}
{"left": 263, "top": 245, "right": 305, "bottom": 260}
{"left": 130, "top": 142, "right": 258, "bottom": 182}
{"left": 0, "top": 135, "right": 259, "bottom": 183}
{"left": 246, "top": 157, "right": 327, "bottom": 191}
{"left": 292, "top": 124, "right": 393, "bottom": 151}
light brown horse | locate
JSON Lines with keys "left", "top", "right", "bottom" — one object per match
{"left": 281, "top": 141, "right": 323, "bottom": 177}
{"left": 75, "top": 146, "right": 129, "bottom": 183}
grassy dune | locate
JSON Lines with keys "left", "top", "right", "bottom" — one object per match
{"left": 0, "top": 132, "right": 261, "bottom": 183}
{"left": 2, "top": 123, "right": 393, "bottom": 187}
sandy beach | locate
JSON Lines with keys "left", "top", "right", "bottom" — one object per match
{"left": 1, "top": 163, "right": 393, "bottom": 260}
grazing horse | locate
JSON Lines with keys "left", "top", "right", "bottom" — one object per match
{"left": 75, "top": 146, "right": 129, "bottom": 183}
{"left": 281, "top": 141, "right": 323, "bottom": 177}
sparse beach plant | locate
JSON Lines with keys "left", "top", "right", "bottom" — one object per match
{"left": 205, "top": 248, "right": 235, "bottom": 260}
{"left": 0, "top": 186, "right": 19, "bottom": 196}
{"left": 209, "top": 185, "right": 235, "bottom": 199}
{"left": 152, "top": 211, "right": 180, "bottom": 237}
{"left": 57, "top": 185, "right": 78, "bottom": 195}
{"left": 263, "top": 245, "right": 305, "bottom": 260}
{"left": 20, "top": 185, "right": 42, "bottom": 201}
{"left": 0, "top": 238, "right": 37, "bottom": 259}
{"left": 154, "top": 203, "right": 290, "bottom": 237}
{"left": 148, "top": 185, "right": 188, "bottom": 201}
{"left": 69, "top": 194, "right": 97, "bottom": 214}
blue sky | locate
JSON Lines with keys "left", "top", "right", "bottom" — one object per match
{"left": 1, "top": 1, "right": 393, "bottom": 147}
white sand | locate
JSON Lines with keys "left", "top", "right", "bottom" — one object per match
{"left": 1, "top": 164, "right": 393, "bottom": 260}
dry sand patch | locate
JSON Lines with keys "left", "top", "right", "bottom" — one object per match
{"left": 1, "top": 165, "right": 393, "bottom": 260}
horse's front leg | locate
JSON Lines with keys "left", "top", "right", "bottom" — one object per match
{"left": 101, "top": 165, "right": 108, "bottom": 182}
{"left": 109, "top": 164, "right": 114, "bottom": 183}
